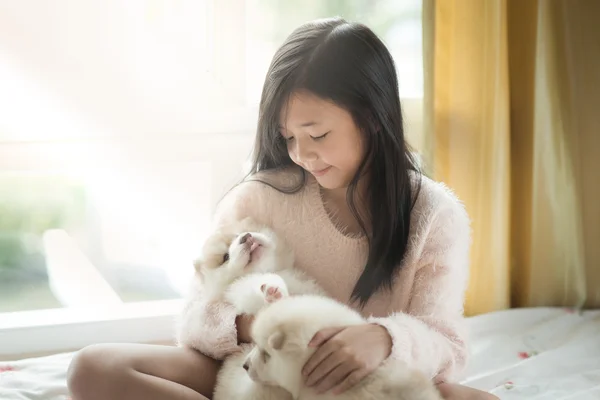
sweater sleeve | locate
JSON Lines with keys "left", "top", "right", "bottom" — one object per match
{"left": 176, "top": 180, "right": 272, "bottom": 359}
{"left": 175, "top": 285, "right": 240, "bottom": 359}
{"left": 368, "top": 193, "right": 471, "bottom": 383}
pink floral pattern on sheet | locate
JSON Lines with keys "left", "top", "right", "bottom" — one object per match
{"left": 464, "top": 308, "right": 600, "bottom": 398}
{"left": 518, "top": 351, "right": 539, "bottom": 359}
{"left": 563, "top": 307, "right": 584, "bottom": 316}
{"left": 0, "top": 365, "right": 15, "bottom": 386}
{"left": 0, "top": 365, "right": 14, "bottom": 373}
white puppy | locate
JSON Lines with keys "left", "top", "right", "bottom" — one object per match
{"left": 214, "top": 344, "right": 294, "bottom": 400}
{"left": 192, "top": 218, "right": 324, "bottom": 316}
{"left": 244, "top": 295, "right": 444, "bottom": 400}
{"left": 180, "top": 219, "right": 324, "bottom": 400}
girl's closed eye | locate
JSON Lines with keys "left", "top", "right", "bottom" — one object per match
{"left": 311, "top": 131, "right": 331, "bottom": 140}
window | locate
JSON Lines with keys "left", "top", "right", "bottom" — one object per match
{"left": 0, "top": 0, "right": 423, "bottom": 358}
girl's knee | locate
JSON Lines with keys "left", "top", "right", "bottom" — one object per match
{"left": 437, "top": 383, "right": 499, "bottom": 400}
{"left": 67, "top": 344, "right": 128, "bottom": 399}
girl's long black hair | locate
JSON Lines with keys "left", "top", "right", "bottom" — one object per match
{"left": 247, "top": 17, "right": 421, "bottom": 306}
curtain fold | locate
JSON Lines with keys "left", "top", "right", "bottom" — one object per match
{"left": 423, "top": 0, "right": 600, "bottom": 315}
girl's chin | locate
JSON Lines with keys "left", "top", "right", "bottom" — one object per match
{"left": 314, "top": 175, "right": 350, "bottom": 191}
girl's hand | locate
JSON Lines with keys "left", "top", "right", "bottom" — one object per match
{"left": 302, "top": 324, "right": 393, "bottom": 395}
{"left": 236, "top": 314, "right": 255, "bottom": 344}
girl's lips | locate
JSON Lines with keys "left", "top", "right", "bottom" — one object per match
{"left": 311, "top": 166, "right": 332, "bottom": 177}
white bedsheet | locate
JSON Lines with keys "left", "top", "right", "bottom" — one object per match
{"left": 461, "top": 307, "right": 600, "bottom": 399}
{"left": 0, "top": 352, "right": 72, "bottom": 400}
{"left": 1, "top": 307, "right": 599, "bottom": 400}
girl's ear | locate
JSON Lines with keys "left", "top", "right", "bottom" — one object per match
{"left": 368, "top": 111, "right": 381, "bottom": 133}
{"left": 359, "top": 110, "right": 379, "bottom": 136}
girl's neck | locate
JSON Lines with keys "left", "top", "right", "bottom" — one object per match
{"left": 320, "top": 186, "right": 347, "bottom": 206}
{"left": 320, "top": 183, "right": 370, "bottom": 237}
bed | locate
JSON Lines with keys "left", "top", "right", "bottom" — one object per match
{"left": 463, "top": 307, "right": 600, "bottom": 399}
{"left": 1, "top": 307, "right": 599, "bottom": 400}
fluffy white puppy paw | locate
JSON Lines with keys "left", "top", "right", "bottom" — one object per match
{"left": 261, "top": 283, "right": 288, "bottom": 303}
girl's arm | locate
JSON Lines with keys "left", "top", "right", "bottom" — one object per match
{"left": 368, "top": 200, "right": 471, "bottom": 383}
{"left": 236, "top": 314, "right": 254, "bottom": 344}
{"left": 175, "top": 180, "right": 271, "bottom": 359}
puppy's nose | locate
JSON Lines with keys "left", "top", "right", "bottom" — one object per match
{"left": 239, "top": 233, "right": 252, "bottom": 244}
{"left": 242, "top": 361, "right": 250, "bottom": 371}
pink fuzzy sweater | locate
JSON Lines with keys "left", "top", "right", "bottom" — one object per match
{"left": 177, "top": 169, "right": 471, "bottom": 383}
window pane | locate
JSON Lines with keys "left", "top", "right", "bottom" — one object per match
{"left": 245, "top": 0, "right": 423, "bottom": 104}
{"left": 0, "top": 0, "right": 238, "bottom": 143}
{"left": 0, "top": 175, "right": 82, "bottom": 312}
{"left": 0, "top": 162, "right": 213, "bottom": 313}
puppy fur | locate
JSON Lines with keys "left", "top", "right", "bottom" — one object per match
{"left": 244, "top": 295, "right": 444, "bottom": 400}
{"left": 177, "top": 218, "right": 323, "bottom": 399}
{"left": 193, "top": 217, "right": 324, "bottom": 315}
{"left": 214, "top": 344, "right": 294, "bottom": 400}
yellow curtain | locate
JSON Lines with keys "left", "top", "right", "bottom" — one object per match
{"left": 423, "top": 0, "right": 600, "bottom": 316}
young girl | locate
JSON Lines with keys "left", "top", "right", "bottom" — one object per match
{"left": 67, "top": 17, "right": 497, "bottom": 400}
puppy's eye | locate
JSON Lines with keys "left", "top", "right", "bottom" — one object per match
{"left": 261, "top": 349, "right": 270, "bottom": 362}
{"left": 223, "top": 253, "right": 229, "bottom": 263}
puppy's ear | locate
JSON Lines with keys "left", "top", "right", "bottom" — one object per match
{"left": 268, "top": 330, "right": 302, "bottom": 353}
{"left": 268, "top": 330, "right": 285, "bottom": 350}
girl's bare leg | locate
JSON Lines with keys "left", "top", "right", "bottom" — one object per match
{"left": 67, "top": 343, "right": 498, "bottom": 400}
{"left": 437, "top": 382, "right": 499, "bottom": 400}
{"left": 67, "top": 343, "right": 221, "bottom": 400}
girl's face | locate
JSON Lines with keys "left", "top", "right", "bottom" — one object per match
{"left": 279, "top": 91, "right": 365, "bottom": 191}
